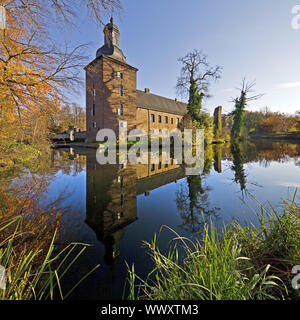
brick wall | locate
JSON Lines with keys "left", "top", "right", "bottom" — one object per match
{"left": 136, "top": 107, "right": 183, "bottom": 135}
{"left": 85, "top": 56, "right": 138, "bottom": 142}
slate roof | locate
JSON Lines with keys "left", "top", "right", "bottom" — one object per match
{"left": 136, "top": 90, "right": 187, "bottom": 116}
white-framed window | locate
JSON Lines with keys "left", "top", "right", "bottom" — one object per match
{"left": 117, "top": 103, "right": 124, "bottom": 116}
{"left": 93, "top": 122, "right": 97, "bottom": 128}
{"left": 117, "top": 72, "right": 123, "bottom": 79}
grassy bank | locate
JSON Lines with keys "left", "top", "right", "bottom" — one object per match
{"left": 0, "top": 216, "right": 99, "bottom": 300}
{"left": 127, "top": 195, "right": 300, "bottom": 300}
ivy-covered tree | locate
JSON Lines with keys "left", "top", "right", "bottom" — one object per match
{"left": 176, "top": 50, "right": 222, "bottom": 120}
{"left": 230, "top": 141, "right": 247, "bottom": 194}
{"left": 231, "top": 80, "right": 262, "bottom": 141}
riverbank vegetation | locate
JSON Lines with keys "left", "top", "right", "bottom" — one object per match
{"left": 0, "top": 168, "right": 98, "bottom": 300}
{"left": 222, "top": 106, "right": 300, "bottom": 142}
{"left": 0, "top": 2, "right": 118, "bottom": 299}
{"left": 0, "top": 216, "right": 98, "bottom": 300}
{"left": 127, "top": 195, "right": 300, "bottom": 300}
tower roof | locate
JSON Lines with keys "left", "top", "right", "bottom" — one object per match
{"left": 96, "top": 18, "right": 126, "bottom": 63}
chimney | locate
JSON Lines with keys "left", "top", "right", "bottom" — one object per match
{"left": 144, "top": 88, "right": 150, "bottom": 94}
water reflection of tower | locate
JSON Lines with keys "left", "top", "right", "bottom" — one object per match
{"left": 84, "top": 149, "right": 186, "bottom": 267}
{"left": 85, "top": 151, "right": 137, "bottom": 267}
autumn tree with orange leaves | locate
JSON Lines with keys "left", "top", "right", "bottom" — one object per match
{"left": 0, "top": 0, "right": 120, "bottom": 167}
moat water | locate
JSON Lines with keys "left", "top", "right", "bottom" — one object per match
{"left": 37, "top": 141, "right": 300, "bottom": 299}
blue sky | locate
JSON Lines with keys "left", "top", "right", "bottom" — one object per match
{"left": 57, "top": 0, "right": 300, "bottom": 115}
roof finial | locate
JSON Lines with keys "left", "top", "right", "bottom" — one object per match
{"left": 110, "top": 16, "right": 114, "bottom": 25}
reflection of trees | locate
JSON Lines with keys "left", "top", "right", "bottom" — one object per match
{"left": 50, "top": 149, "right": 86, "bottom": 176}
{"left": 0, "top": 169, "right": 64, "bottom": 262}
{"left": 230, "top": 141, "right": 247, "bottom": 193}
{"left": 213, "top": 144, "right": 223, "bottom": 173}
{"left": 0, "top": 148, "right": 86, "bottom": 250}
{"left": 176, "top": 146, "right": 219, "bottom": 234}
{"left": 223, "top": 142, "right": 300, "bottom": 165}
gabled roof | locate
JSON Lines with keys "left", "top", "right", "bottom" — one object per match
{"left": 136, "top": 90, "right": 187, "bottom": 116}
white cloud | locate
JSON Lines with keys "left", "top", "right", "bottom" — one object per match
{"left": 278, "top": 81, "right": 300, "bottom": 89}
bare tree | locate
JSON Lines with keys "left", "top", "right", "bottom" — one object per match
{"left": 4, "top": 0, "right": 122, "bottom": 28}
{"left": 176, "top": 50, "right": 221, "bottom": 120}
{"left": 176, "top": 49, "right": 222, "bottom": 97}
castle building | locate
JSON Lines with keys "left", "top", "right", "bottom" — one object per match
{"left": 84, "top": 18, "right": 187, "bottom": 142}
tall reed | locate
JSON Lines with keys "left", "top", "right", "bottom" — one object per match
{"left": 0, "top": 216, "right": 99, "bottom": 300}
{"left": 126, "top": 195, "right": 300, "bottom": 300}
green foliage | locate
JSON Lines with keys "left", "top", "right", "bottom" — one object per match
{"left": 0, "top": 137, "right": 51, "bottom": 179}
{"left": 126, "top": 220, "right": 288, "bottom": 300}
{"left": 230, "top": 141, "right": 247, "bottom": 192}
{"left": 231, "top": 92, "right": 247, "bottom": 140}
{"left": 193, "top": 112, "right": 215, "bottom": 146}
{"left": 126, "top": 195, "right": 300, "bottom": 300}
{"left": 244, "top": 111, "right": 265, "bottom": 134}
{"left": 0, "top": 216, "right": 99, "bottom": 300}
{"left": 188, "top": 79, "right": 205, "bottom": 119}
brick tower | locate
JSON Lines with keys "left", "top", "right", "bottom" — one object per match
{"left": 85, "top": 18, "right": 138, "bottom": 142}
